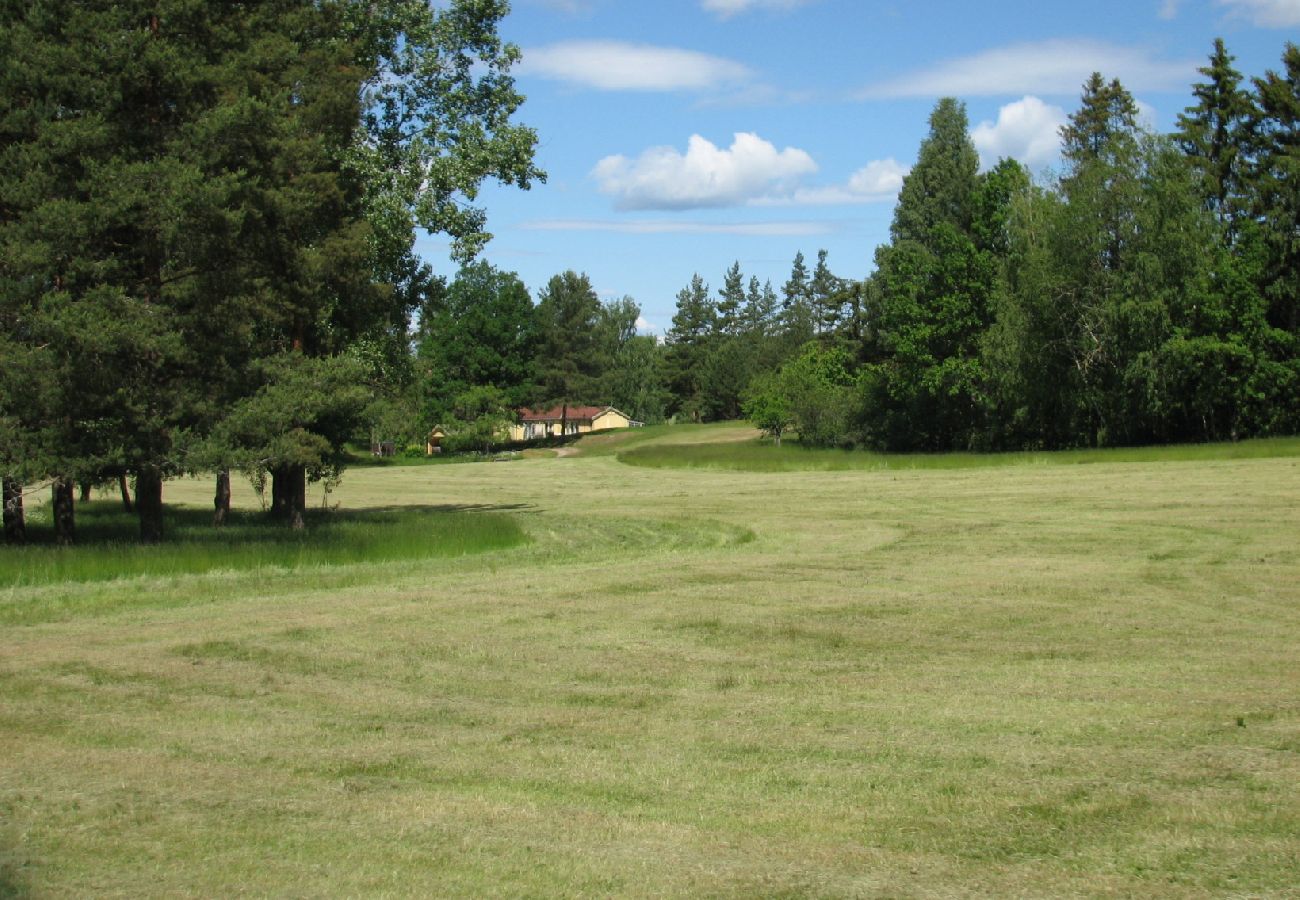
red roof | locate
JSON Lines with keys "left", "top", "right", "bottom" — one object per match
{"left": 519, "top": 405, "right": 608, "bottom": 422}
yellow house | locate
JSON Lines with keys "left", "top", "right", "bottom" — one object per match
{"left": 508, "top": 405, "right": 641, "bottom": 442}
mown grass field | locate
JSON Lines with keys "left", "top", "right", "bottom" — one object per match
{"left": 2, "top": 425, "right": 1298, "bottom": 897}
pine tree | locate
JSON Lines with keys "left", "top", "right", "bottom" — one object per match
{"left": 741, "top": 276, "right": 777, "bottom": 338}
{"left": 717, "top": 262, "right": 745, "bottom": 336}
{"left": 810, "top": 249, "right": 844, "bottom": 336}
{"left": 665, "top": 275, "right": 716, "bottom": 420}
{"left": 534, "top": 271, "right": 604, "bottom": 426}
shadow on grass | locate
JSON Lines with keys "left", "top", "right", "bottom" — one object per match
{"left": 0, "top": 501, "right": 531, "bottom": 589}
{"left": 0, "top": 849, "right": 31, "bottom": 900}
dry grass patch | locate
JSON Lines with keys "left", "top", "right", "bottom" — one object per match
{"left": 2, "top": 439, "right": 1298, "bottom": 896}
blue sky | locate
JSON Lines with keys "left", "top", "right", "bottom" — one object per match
{"left": 414, "top": 0, "right": 1300, "bottom": 334}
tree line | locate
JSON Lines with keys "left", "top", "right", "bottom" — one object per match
{"left": 488, "top": 39, "right": 1298, "bottom": 454}
{"left": 1, "top": 0, "right": 542, "bottom": 544}
{"left": 397, "top": 265, "right": 664, "bottom": 450}
{"left": 737, "top": 40, "right": 1299, "bottom": 451}
{"left": 387, "top": 246, "right": 854, "bottom": 449}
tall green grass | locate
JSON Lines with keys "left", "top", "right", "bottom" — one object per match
{"left": 618, "top": 434, "right": 1300, "bottom": 472}
{"left": 0, "top": 502, "right": 527, "bottom": 588}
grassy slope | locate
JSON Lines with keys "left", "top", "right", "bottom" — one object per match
{"left": 615, "top": 427, "right": 1300, "bottom": 472}
{"left": 1, "top": 430, "right": 1298, "bottom": 896}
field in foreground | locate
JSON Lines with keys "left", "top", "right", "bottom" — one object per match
{"left": 2, "top": 429, "right": 1299, "bottom": 896}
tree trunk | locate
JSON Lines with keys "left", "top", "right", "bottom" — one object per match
{"left": 3, "top": 478, "right": 25, "bottom": 545}
{"left": 78, "top": 480, "right": 92, "bottom": 503}
{"left": 213, "top": 468, "right": 231, "bottom": 527}
{"left": 118, "top": 473, "right": 134, "bottom": 512}
{"left": 270, "top": 464, "right": 305, "bottom": 530}
{"left": 270, "top": 466, "right": 287, "bottom": 520}
{"left": 52, "top": 477, "right": 75, "bottom": 546}
{"left": 136, "top": 467, "right": 164, "bottom": 544}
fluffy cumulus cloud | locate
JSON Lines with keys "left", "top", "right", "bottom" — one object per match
{"left": 520, "top": 40, "right": 751, "bottom": 92}
{"left": 1217, "top": 0, "right": 1300, "bottom": 26}
{"left": 759, "top": 158, "right": 909, "bottom": 205}
{"left": 859, "top": 39, "right": 1195, "bottom": 98}
{"left": 592, "top": 132, "right": 818, "bottom": 209}
{"left": 971, "top": 96, "right": 1068, "bottom": 170}
{"left": 702, "top": 0, "right": 814, "bottom": 18}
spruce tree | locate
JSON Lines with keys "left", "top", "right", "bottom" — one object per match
{"left": 864, "top": 98, "right": 992, "bottom": 450}
{"left": 779, "top": 252, "right": 815, "bottom": 350}
{"left": 1060, "top": 73, "right": 1140, "bottom": 167}
{"left": 1250, "top": 43, "right": 1300, "bottom": 337}
{"left": 1177, "top": 39, "right": 1256, "bottom": 239}
{"left": 891, "top": 98, "right": 980, "bottom": 244}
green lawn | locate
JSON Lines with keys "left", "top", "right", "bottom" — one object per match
{"left": 2, "top": 426, "right": 1298, "bottom": 896}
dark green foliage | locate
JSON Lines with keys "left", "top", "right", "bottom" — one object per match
{"left": 892, "top": 98, "right": 980, "bottom": 242}
{"left": 1060, "top": 72, "right": 1140, "bottom": 166}
{"left": 1177, "top": 39, "right": 1255, "bottom": 237}
{"left": 779, "top": 252, "right": 816, "bottom": 350}
{"left": 534, "top": 270, "right": 605, "bottom": 411}
{"left": 761, "top": 343, "right": 856, "bottom": 447}
{"left": 212, "top": 352, "right": 373, "bottom": 487}
{"left": 605, "top": 335, "right": 670, "bottom": 425}
{"left": 597, "top": 299, "right": 668, "bottom": 423}
{"left": 0, "top": 0, "right": 541, "bottom": 541}
{"left": 742, "top": 373, "right": 794, "bottom": 446}
{"left": 442, "top": 386, "right": 514, "bottom": 453}
{"left": 1249, "top": 43, "right": 1300, "bottom": 338}
{"left": 810, "top": 250, "right": 845, "bottom": 336}
{"left": 851, "top": 55, "right": 1297, "bottom": 452}
{"left": 665, "top": 275, "right": 716, "bottom": 421}
{"left": 860, "top": 99, "right": 996, "bottom": 450}
{"left": 717, "top": 262, "right": 745, "bottom": 336}
{"left": 416, "top": 260, "right": 537, "bottom": 422}
{"left": 983, "top": 59, "right": 1297, "bottom": 448}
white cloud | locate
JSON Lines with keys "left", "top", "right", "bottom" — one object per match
{"left": 635, "top": 315, "right": 659, "bottom": 335}
{"left": 592, "top": 132, "right": 818, "bottom": 209}
{"left": 971, "top": 96, "right": 1068, "bottom": 170}
{"left": 757, "top": 158, "right": 909, "bottom": 205}
{"left": 858, "top": 39, "right": 1196, "bottom": 98}
{"left": 521, "top": 219, "right": 839, "bottom": 237}
{"left": 702, "top": 0, "right": 813, "bottom": 18}
{"left": 521, "top": 40, "right": 751, "bottom": 92}
{"left": 1158, "top": 0, "right": 1181, "bottom": 19}
{"left": 1217, "top": 0, "right": 1300, "bottom": 26}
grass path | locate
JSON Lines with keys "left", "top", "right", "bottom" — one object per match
{"left": 2, "top": 431, "right": 1298, "bottom": 896}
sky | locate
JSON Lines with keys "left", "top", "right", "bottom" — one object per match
{"left": 413, "top": 0, "right": 1300, "bottom": 335}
